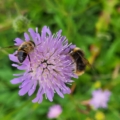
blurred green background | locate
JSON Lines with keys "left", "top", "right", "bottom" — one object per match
{"left": 0, "top": 0, "right": 120, "bottom": 120}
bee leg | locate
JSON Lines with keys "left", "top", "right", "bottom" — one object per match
{"left": 28, "top": 54, "right": 33, "bottom": 72}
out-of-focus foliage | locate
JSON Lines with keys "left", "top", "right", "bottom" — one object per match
{"left": 0, "top": 0, "right": 120, "bottom": 120}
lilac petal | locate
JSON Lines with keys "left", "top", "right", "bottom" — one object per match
{"left": 9, "top": 54, "right": 19, "bottom": 62}
{"left": 19, "top": 79, "right": 31, "bottom": 88}
{"left": 54, "top": 87, "right": 64, "bottom": 98}
{"left": 28, "top": 28, "right": 38, "bottom": 44}
{"left": 72, "top": 74, "right": 78, "bottom": 79}
{"left": 92, "top": 91, "right": 98, "bottom": 96}
{"left": 38, "top": 92, "right": 43, "bottom": 103}
{"left": 12, "top": 64, "right": 18, "bottom": 67}
{"left": 32, "top": 97, "right": 39, "bottom": 103}
{"left": 62, "top": 87, "right": 71, "bottom": 94}
{"left": 36, "top": 33, "right": 41, "bottom": 43}
{"left": 41, "top": 26, "right": 51, "bottom": 39}
{"left": 104, "top": 91, "right": 111, "bottom": 97}
{"left": 57, "top": 30, "right": 62, "bottom": 38}
{"left": 46, "top": 27, "right": 52, "bottom": 36}
{"left": 70, "top": 44, "right": 76, "bottom": 49}
{"left": 32, "top": 87, "right": 42, "bottom": 103}
{"left": 13, "top": 74, "right": 23, "bottom": 76}
{"left": 67, "top": 80, "right": 74, "bottom": 83}
{"left": 101, "top": 102, "right": 107, "bottom": 108}
{"left": 14, "top": 38, "right": 23, "bottom": 46}
{"left": 46, "top": 89, "right": 53, "bottom": 101}
{"left": 32, "top": 89, "right": 44, "bottom": 103}
{"left": 17, "top": 65, "right": 27, "bottom": 70}
{"left": 28, "top": 81, "right": 37, "bottom": 96}
{"left": 19, "top": 83, "right": 33, "bottom": 96}
{"left": 11, "top": 77, "right": 23, "bottom": 84}
{"left": 24, "top": 32, "right": 30, "bottom": 41}
{"left": 60, "top": 36, "right": 67, "bottom": 43}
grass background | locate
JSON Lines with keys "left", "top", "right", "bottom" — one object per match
{"left": 0, "top": 0, "right": 120, "bottom": 120}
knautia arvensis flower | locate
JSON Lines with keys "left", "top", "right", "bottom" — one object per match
{"left": 47, "top": 104, "right": 62, "bottom": 119}
{"left": 90, "top": 89, "right": 111, "bottom": 109}
{"left": 9, "top": 26, "right": 78, "bottom": 103}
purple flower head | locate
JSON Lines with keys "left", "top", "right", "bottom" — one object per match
{"left": 47, "top": 104, "right": 62, "bottom": 119}
{"left": 89, "top": 89, "right": 111, "bottom": 109}
{"left": 9, "top": 26, "right": 77, "bottom": 103}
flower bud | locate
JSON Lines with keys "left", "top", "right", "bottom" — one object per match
{"left": 13, "top": 15, "right": 29, "bottom": 33}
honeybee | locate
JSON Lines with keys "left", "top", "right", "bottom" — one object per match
{"left": 16, "top": 41, "right": 35, "bottom": 63}
{"left": 70, "top": 47, "right": 90, "bottom": 76}
{"left": 1, "top": 41, "right": 36, "bottom": 72}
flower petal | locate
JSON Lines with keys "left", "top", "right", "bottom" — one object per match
{"left": 9, "top": 54, "right": 19, "bottom": 62}
{"left": 62, "top": 87, "right": 71, "bottom": 94}
{"left": 28, "top": 28, "right": 38, "bottom": 44}
{"left": 54, "top": 87, "right": 64, "bottom": 98}
{"left": 11, "top": 77, "right": 23, "bottom": 84}
{"left": 12, "top": 63, "right": 18, "bottom": 67}
{"left": 38, "top": 93, "right": 43, "bottom": 103}
{"left": 41, "top": 26, "right": 51, "bottom": 39}
{"left": 46, "top": 88, "right": 53, "bottom": 101}
{"left": 17, "top": 64, "right": 27, "bottom": 70}
{"left": 56, "top": 30, "right": 62, "bottom": 38}
{"left": 19, "top": 82, "right": 33, "bottom": 96}
{"left": 32, "top": 89, "right": 44, "bottom": 103}
{"left": 24, "top": 32, "right": 30, "bottom": 41}
{"left": 14, "top": 38, "right": 23, "bottom": 46}
{"left": 28, "top": 81, "right": 37, "bottom": 96}
{"left": 19, "top": 79, "right": 31, "bottom": 88}
{"left": 13, "top": 74, "right": 23, "bottom": 76}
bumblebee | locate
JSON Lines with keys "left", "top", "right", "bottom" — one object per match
{"left": 70, "top": 47, "right": 90, "bottom": 76}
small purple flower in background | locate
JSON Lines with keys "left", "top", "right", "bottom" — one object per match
{"left": 47, "top": 105, "right": 62, "bottom": 119}
{"left": 9, "top": 26, "right": 77, "bottom": 103}
{"left": 89, "top": 89, "right": 111, "bottom": 109}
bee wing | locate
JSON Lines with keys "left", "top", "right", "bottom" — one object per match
{"left": 77, "top": 52, "right": 91, "bottom": 67}
{"left": 83, "top": 57, "right": 91, "bottom": 66}
{"left": 0, "top": 46, "right": 18, "bottom": 54}
{"left": 1, "top": 46, "right": 18, "bottom": 49}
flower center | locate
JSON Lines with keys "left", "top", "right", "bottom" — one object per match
{"left": 29, "top": 49, "right": 59, "bottom": 77}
